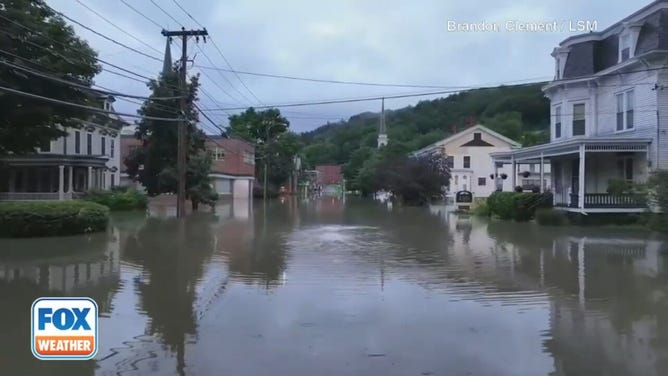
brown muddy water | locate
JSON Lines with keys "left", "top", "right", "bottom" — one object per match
{"left": 1, "top": 197, "right": 668, "bottom": 376}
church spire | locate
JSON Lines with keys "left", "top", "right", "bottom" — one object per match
{"left": 377, "top": 97, "right": 388, "bottom": 148}
{"left": 162, "top": 37, "right": 173, "bottom": 75}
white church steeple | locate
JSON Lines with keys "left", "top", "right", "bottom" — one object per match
{"left": 377, "top": 97, "right": 388, "bottom": 148}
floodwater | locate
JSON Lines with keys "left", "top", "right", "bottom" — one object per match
{"left": 2, "top": 197, "right": 668, "bottom": 376}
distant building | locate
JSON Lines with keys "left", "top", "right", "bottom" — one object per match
{"left": 206, "top": 136, "right": 255, "bottom": 199}
{"left": 120, "top": 134, "right": 255, "bottom": 199}
{"left": 316, "top": 165, "right": 344, "bottom": 194}
{"left": 413, "top": 124, "right": 549, "bottom": 199}
{"left": 0, "top": 95, "right": 125, "bottom": 200}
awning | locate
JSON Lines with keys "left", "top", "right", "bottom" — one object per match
{"left": 490, "top": 136, "right": 652, "bottom": 163}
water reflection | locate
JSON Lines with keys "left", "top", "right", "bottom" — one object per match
{"left": 0, "top": 231, "right": 121, "bottom": 376}
{"left": 4, "top": 198, "right": 668, "bottom": 375}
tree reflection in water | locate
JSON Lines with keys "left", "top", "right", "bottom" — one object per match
{"left": 123, "top": 213, "right": 217, "bottom": 375}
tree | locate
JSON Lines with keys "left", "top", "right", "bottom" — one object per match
{"left": 227, "top": 108, "right": 293, "bottom": 196}
{"left": 124, "top": 71, "right": 215, "bottom": 209}
{"left": 0, "top": 0, "right": 100, "bottom": 155}
{"left": 376, "top": 153, "right": 450, "bottom": 206}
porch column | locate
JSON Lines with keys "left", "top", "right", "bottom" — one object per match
{"left": 494, "top": 162, "right": 500, "bottom": 191}
{"left": 511, "top": 157, "right": 517, "bottom": 190}
{"left": 540, "top": 153, "right": 545, "bottom": 192}
{"left": 87, "top": 166, "right": 93, "bottom": 191}
{"left": 58, "top": 165, "right": 65, "bottom": 200}
{"left": 8, "top": 170, "right": 14, "bottom": 192}
{"left": 67, "top": 166, "right": 73, "bottom": 193}
{"left": 578, "top": 145, "right": 585, "bottom": 209}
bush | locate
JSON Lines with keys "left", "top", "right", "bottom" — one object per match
{"left": 0, "top": 201, "right": 109, "bottom": 238}
{"left": 83, "top": 189, "right": 147, "bottom": 211}
{"left": 535, "top": 208, "right": 568, "bottom": 226}
{"left": 471, "top": 201, "right": 491, "bottom": 217}
{"left": 487, "top": 192, "right": 553, "bottom": 221}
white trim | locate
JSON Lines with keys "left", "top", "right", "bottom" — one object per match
{"left": 209, "top": 173, "right": 254, "bottom": 180}
{"left": 412, "top": 124, "right": 520, "bottom": 156}
{"left": 556, "top": 207, "right": 646, "bottom": 214}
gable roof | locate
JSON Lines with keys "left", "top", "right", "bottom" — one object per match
{"left": 412, "top": 125, "right": 520, "bottom": 156}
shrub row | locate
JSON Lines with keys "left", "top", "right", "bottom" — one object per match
{"left": 0, "top": 201, "right": 109, "bottom": 238}
{"left": 486, "top": 192, "right": 553, "bottom": 221}
{"left": 83, "top": 188, "right": 147, "bottom": 211}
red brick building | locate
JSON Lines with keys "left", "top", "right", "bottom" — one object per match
{"left": 120, "top": 134, "right": 255, "bottom": 198}
{"left": 316, "top": 165, "right": 343, "bottom": 186}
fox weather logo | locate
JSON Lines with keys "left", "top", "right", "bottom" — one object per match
{"left": 31, "top": 297, "right": 98, "bottom": 360}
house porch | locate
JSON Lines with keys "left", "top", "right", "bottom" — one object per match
{"left": 491, "top": 137, "right": 652, "bottom": 213}
{"left": 0, "top": 154, "right": 109, "bottom": 201}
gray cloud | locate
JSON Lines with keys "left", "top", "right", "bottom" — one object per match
{"left": 47, "top": 0, "right": 649, "bottom": 132}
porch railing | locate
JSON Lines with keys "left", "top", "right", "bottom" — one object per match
{"left": 584, "top": 193, "right": 645, "bottom": 208}
{"left": 0, "top": 192, "right": 60, "bottom": 201}
{"left": 561, "top": 194, "right": 646, "bottom": 209}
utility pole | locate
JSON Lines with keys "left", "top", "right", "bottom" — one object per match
{"left": 161, "top": 27, "right": 208, "bottom": 218}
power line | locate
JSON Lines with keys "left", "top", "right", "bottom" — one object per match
{"left": 150, "top": 0, "right": 184, "bottom": 27}
{"left": 194, "top": 64, "right": 509, "bottom": 89}
{"left": 194, "top": 45, "right": 254, "bottom": 105}
{"left": 74, "top": 0, "right": 163, "bottom": 55}
{"left": 171, "top": 0, "right": 205, "bottom": 28}
{"left": 0, "top": 84, "right": 183, "bottom": 122}
{"left": 46, "top": 4, "right": 163, "bottom": 62}
{"left": 167, "top": 0, "right": 263, "bottom": 104}
{"left": 0, "top": 58, "right": 182, "bottom": 101}
{"left": 207, "top": 36, "right": 264, "bottom": 105}
{"left": 119, "top": 0, "right": 163, "bottom": 29}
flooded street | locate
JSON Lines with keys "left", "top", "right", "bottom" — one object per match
{"left": 2, "top": 197, "right": 668, "bottom": 376}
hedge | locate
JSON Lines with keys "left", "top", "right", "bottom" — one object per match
{"left": 83, "top": 188, "right": 147, "bottom": 211}
{"left": 0, "top": 201, "right": 109, "bottom": 238}
{"left": 487, "top": 192, "right": 553, "bottom": 221}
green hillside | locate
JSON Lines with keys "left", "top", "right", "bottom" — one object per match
{"left": 300, "top": 83, "right": 550, "bottom": 192}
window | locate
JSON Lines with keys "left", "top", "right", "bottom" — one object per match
{"left": 478, "top": 177, "right": 486, "bottom": 186}
{"left": 620, "top": 34, "right": 631, "bottom": 62}
{"left": 110, "top": 173, "right": 115, "bottom": 187}
{"left": 463, "top": 156, "right": 471, "bottom": 169}
{"left": 101, "top": 136, "right": 106, "bottom": 156}
{"left": 87, "top": 133, "right": 92, "bottom": 155}
{"left": 616, "top": 90, "right": 634, "bottom": 131}
{"left": 243, "top": 151, "right": 254, "bottom": 165}
{"left": 75, "top": 131, "right": 81, "bottom": 154}
{"left": 111, "top": 139, "right": 115, "bottom": 158}
{"left": 555, "top": 106, "right": 562, "bottom": 138}
{"left": 626, "top": 90, "right": 634, "bottom": 129}
{"left": 616, "top": 93, "right": 624, "bottom": 131}
{"left": 213, "top": 148, "right": 225, "bottom": 161}
{"left": 572, "top": 103, "right": 585, "bottom": 136}
{"left": 454, "top": 175, "right": 459, "bottom": 185}
{"left": 617, "top": 158, "right": 633, "bottom": 181}
{"left": 446, "top": 156, "right": 454, "bottom": 169}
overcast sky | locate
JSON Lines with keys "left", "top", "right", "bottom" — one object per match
{"left": 48, "top": 0, "right": 648, "bottom": 133}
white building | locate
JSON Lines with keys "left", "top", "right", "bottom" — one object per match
{"left": 0, "top": 95, "right": 124, "bottom": 200}
{"left": 492, "top": 0, "right": 668, "bottom": 213}
{"left": 413, "top": 125, "right": 546, "bottom": 199}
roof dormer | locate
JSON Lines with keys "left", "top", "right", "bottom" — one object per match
{"left": 551, "top": 47, "right": 570, "bottom": 80}
{"left": 619, "top": 21, "right": 643, "bottom": 63}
